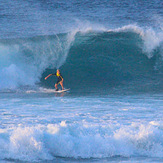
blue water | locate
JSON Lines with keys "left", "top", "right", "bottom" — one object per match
{"left": 0, "top": 0, "right": 163, "bottom": 162}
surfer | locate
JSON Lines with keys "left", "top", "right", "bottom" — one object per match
{"left": 45, "top": 69, "right": 64, "bottom": 91}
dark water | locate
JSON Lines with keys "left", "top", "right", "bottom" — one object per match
{"left": 0, "top": 0, "right": 163, "bottom": 38}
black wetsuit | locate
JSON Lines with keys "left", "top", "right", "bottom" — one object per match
{"left": 52, "top": 73, "right": 63, "bottom": 84}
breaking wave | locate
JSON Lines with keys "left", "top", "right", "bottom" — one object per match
{"left": 0, "top": 121, "right": 163, "bottom": 162}
{"left": 0, "top": 25, "right": 162, "bottom": 93}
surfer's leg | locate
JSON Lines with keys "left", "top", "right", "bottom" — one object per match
{"left": 55, "top": 80, "right": 60, "bottom": 91}
{"left": 60, "top": 81, "right": 64, "bottom": 90}
{"left": 55, "top": 83, "right": 58, "bottom": 91}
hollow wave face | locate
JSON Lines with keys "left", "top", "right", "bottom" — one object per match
{"left": 0, "top": 25, "right": 162, "bottom": 93}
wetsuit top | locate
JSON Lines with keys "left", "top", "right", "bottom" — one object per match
{"left": 52, "top": 73, "right": 63, "bottom": 83}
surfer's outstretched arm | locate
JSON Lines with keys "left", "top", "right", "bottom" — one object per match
{"left": 45, "top": 74, "right": 53, "bottom": 80}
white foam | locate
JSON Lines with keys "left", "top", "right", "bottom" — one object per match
{"left": 111, "top": 24, "right": 144, "bottom": 36}
{"left": 0, "top": 121, "right": 162, "bottom": 161}
{"left": 0, "top": 64, "right": 34, "bottom": 89}
{"left": 141, "top": 28, "right": 163, "bottom": 58}
{"left": 9, "top": 127, "right": 53, "bottom": 161}
{"left": 0, "top": 32, "right": 75, "bottom": 90}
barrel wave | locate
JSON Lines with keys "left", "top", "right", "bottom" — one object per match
{"left": 0, "top": 25, "right": 162, "bottom": 93}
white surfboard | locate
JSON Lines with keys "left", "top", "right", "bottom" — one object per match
{"left": 40, "top": 88, "right": 70, "bottom": 93}
{"left": 53, "top": 89, "right": 70, "bottom": 93}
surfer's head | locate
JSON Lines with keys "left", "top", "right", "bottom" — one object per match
{"left": 57, "top": 69, "right": 60, "bottom": 74}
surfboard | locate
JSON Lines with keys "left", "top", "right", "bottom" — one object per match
{"left": 53, "top": 89, "right": 70, "bottom": 93}
{"left": 40, "top": 88, "right": 70, "bottom": 93}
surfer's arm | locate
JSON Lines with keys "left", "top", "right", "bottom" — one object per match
{"left": 45, "top": 74, "right": 53, "bottom": 80}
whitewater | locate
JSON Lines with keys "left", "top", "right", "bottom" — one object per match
{"left": 0, "top": 0, "right": 163, "bottom": 162}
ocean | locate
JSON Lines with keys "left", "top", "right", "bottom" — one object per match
{"left": 0, "top": 0, "right": 163, "bottom": 162}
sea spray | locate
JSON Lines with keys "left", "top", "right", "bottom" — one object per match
{"left": 0, "top": 32, "right": 75, "bottom": 89}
